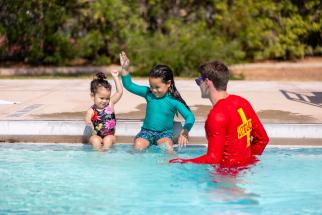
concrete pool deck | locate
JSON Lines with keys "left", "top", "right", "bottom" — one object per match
{"left": 0, "top": 79, "right": 322, "bottom": 145}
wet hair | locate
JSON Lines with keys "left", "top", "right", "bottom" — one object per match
{"left": 198, "top": 60, "right": 229, "bottom": 91}
{"left": 90, "top": 72, "right": 111, "bottom": 94}
{"left": 149, "top": 64, "right": 190, "bottom": 110}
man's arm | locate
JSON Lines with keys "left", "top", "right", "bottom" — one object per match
{"left": 249, "top": 105, "right": 269, "bottom": 155}
{"left": 169, "top": 111, "right": 226, "bottom": 164}
{"left": 170, "top": 134, "right": 225, "bottom": 164}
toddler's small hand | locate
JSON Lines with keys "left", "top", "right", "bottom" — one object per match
{"left": 91, "top": 130, "right": 97, "bottom": 136}
{"left": 110, "top": 69, "right": 119, "bottom": 77}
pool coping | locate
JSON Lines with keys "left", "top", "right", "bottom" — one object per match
{"left": 1, "top": 142, "right": 322, "bottom": 148}
{"left": 0, "top": 120, "right": 322, "bottom": 145}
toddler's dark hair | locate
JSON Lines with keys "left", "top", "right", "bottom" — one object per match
{"left": 149, "top": 64, "right": 190, "bottom": 110}
{"left": 90, "top": 72, "right": 111, "bottom": 94}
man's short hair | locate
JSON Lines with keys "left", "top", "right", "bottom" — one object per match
{"left": 198, "top": 60, "right": 229, "bottom": 91}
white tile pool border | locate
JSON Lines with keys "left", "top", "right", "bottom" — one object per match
{"left": 266, "top": 144, "right": 322, "bottom": 148}
{"left": 1, "top": 142, "right": 322, "bottom": 149}
{"left": 0, "top": 120, "right": 322, "bottom": 139}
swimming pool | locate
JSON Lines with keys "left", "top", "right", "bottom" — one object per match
{"left": 0, "top": 143, "right": 322, "bottom": 215}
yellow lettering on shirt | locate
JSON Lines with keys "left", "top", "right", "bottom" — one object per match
{"left": 237, "top": 108, "right": 252, "bottom": 147}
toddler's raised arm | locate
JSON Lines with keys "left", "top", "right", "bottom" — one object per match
{"left": 110, "top": 69, "right": 123, "bottom": 104}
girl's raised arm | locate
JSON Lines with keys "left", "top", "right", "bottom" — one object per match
{"left": 119, "top": 51, "right": 149, "bottom": 98}
{"left": 110, "top": 69, "right": 123, "bottom": 104}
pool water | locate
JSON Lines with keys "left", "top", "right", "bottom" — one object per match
{"left": 0, "top": 143, "right": 322, "bottom": 215}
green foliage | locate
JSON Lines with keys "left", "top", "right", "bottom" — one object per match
{"left": 1, "top": 0, "right": 321, "bottom": 75}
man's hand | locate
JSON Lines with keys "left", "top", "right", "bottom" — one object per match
{"left": 168, "top": 158, "right": 187, "bottom": 164}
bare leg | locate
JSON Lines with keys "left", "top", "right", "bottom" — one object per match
{"left": 133, "top": 138, "right": 150, "bottom": 151}
{"left": 157, "top": 137, "right": 174, "bottom": 153}
{"left": 102, "top": 135, "right": 116, "bottom": 151}
{"left": 89, "top": 135, "right": 103, "bottom": 150}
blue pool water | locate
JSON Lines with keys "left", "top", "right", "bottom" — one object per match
{"left": 0, "top": 143, "right": 322, "bottom": 215}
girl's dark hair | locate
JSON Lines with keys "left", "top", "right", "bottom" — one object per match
{"left": 90, "top": 72, "right": 111, "bottom": 94}
{"left": 149, "top": 64, "right": 190, "bottom": 110}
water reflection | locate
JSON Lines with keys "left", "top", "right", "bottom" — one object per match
{"left": 206, "top": 163, "right": 260, "bottom": 204}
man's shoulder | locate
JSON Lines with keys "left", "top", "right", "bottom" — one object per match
{"left": 207, "top": 105, "right": 228, "bottom": 123}
{"left": 211, "top": 95, "right": 247, "bottom": 110}
{"left": 229, "top": 94, "right": 248, "bottom": 101}
{"left": 207, "top": 95, "right": 251, "bottom": 120}
{"left": 227, "top": 94, "right": 252, "bottom": 107}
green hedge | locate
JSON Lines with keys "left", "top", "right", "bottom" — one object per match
{"left": 1, "top": 0, "right": 321, "bottom": 76}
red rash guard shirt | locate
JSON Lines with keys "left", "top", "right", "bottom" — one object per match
{"left": 171, "top": 95, "right": 269, "bottom": 165}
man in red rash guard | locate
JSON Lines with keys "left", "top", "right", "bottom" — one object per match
{"left": 169, "top": 61, "right": 269, "bottom": 165}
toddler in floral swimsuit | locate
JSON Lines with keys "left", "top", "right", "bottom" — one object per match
{"left": 85, "top": 70, "right": 123, "bottom": 151}
{"left": 91, "top": 104, "right": 116, "bottom": 137}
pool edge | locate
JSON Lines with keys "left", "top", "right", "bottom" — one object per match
{"left": 0, "top": 120, "right": 322, "bottom": 146}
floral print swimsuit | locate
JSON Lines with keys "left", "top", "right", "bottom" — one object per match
{"left": 91, "top": 104, "right": 116, "bottom": 137}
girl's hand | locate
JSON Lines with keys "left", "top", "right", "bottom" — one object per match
{"left": 177, "top": 129, "right": 189, "bottom": 147}
{"left": 120, "top": 51, "right": 130, "bottom": 70}
{"left": 110, "top": 69, "right": 119, "bottom": 77}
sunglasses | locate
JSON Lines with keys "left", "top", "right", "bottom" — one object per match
{"left": 195, "top": 76, "right": 206, "bottom": 86}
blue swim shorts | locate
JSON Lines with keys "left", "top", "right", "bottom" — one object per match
{"left": 135, "top": 128, "right": 173, "bottom": 145}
